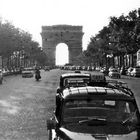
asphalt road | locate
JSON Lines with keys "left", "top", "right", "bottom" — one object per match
{"left": 0, "top": 69, "right": 63, "bottom": 140}
{"left": 0, "top": 69, "right": 140, "bottom": 140}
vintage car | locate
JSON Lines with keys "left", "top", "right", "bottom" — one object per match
{"left": 57, "top": 72, "right": 108, "bottom": 94}
{"left": 130, "top": 67, "right": 140, "bottom": 77}
{"left": 127, "top": 67, "right": 134, "bottom": 76}
{"left": 56, "top": 72, "right": 91, "bottom": 93}
{"left": 100, "top": 67, "right": 109, "bottom": 75}
{"left": 47, "top": 84, "right": 140, "bottom": 140}
{"left": 108, "top": 68, "right": 121, "bottom": 79}
{"left": 22, "top": 67, "right": 34, "bottom": 78}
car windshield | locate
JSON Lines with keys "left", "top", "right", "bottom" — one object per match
{"left": 62, "top": 99, "right": 138, "bottom": 126}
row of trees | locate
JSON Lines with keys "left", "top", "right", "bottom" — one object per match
{"left": 77, "top": 8, "right": 140, "bottom": 68}
{"left": 0, "top": 19, "right": 47, "bottom": 69}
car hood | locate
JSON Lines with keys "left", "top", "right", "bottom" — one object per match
{"left": 54, "top": 126, "right": 139, "bottom": 140}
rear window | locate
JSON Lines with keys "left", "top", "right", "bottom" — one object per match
{"left": 63, "top": 99, "right": 137, "bottom": 122}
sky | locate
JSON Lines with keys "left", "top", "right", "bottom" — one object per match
{"left": 0, "top": 0, "right": 139, "bottom": 51}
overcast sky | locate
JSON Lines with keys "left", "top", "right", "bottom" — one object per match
{"left": 0, "top": 0, "right": 139, "bottom": 50}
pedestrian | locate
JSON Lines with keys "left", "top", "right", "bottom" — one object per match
{"left": 0, "top": 69, "right": 3, "bottom": 84}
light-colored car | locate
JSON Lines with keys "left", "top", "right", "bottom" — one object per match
{"left": 2, "top": 68, "right": 8, "bottom": 76}
{"left": 130, "top": 67, "right": 140, "bottom": 77}
{"left": 100, "top": 67, "right": 109, "bottom": 75}
{"left": 22, "top": 67, "right": 34, "bottom": 78}
{"left": 127, "top": 67, "right": 133, "bottom": 76}
{"left": 108, "top": 68, "right": 121, "bottom": 78}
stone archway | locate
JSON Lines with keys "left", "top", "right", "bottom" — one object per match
{"left": 56, "top": 43, "right": 69, "bottom": 65}
{"left": 41, "top": 25, "right": 84, "bottom": 66}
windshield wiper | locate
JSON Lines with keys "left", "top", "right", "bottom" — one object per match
{"left": 79, "top": 117, "right": 107, "bottom": 125}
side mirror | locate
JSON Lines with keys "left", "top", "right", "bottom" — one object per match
{"left": 47, "top": 119, "right": 56, "bottom": 130}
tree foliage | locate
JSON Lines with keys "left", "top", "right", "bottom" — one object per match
{"left": 85, "top": 8, "right": 140, "bottom": 67}
{"left": 0, "top": 19, "right": 47, "bottom": 67}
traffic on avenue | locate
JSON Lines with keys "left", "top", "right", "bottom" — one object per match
{"left": 0, "top": 68, "right": 140, "bottom": 139}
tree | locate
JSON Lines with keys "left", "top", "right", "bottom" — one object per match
{"left": 0, "top": 18, "right": 45, "bottom": 68}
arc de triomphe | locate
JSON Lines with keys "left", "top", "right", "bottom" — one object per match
{"left": 41, "top": 25, "right": 84, "bottom": 65}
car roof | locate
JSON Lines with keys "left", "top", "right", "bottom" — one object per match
{"left": 61, "top": 73, "right": 90, "bottom": 78}
{"left": 62, "top": 86, "right": 134, "bottom": 101}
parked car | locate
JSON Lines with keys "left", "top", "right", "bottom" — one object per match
{"left": 100, "top": 67, "right": 109, "bottom": 75}
{"left": 2, "top": 68, "right": 8, "bottom": 76}
{"left": 108, "top": 68, "right": 121, "bottom": 78}
{"left": 127, "top": 67, "right": 134, "bottom": 76}
{"left": 130, "top": 67, "right": 140, "bottom": 77}
{"left": 47, "top": 84, "right": 140, "bottom": 140}
{"left": 22, "top": 67, "right": 34, "bottom": 78}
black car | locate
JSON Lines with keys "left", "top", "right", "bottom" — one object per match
{"left": 47, "top": 83, "right": 140, "bottom": 140}
{"left": 56, "top": 72, "right": 91, "bottom": 93}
